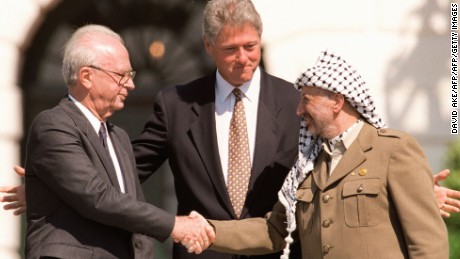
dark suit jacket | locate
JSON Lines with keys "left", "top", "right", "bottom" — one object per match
{"left": 210, "top": 123, "right": 449, "bottom": 259}
{"left": 132, "top": 70, "right": 301, "bottom": 259}
{"left": 25, "top": 97, "right": 175, "bottom": 259}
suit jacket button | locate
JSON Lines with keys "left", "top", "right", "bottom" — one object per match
{"left": 322, "top": 194, "right": 331, "bottom": 203}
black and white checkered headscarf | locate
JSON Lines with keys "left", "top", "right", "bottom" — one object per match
{"left": 278, "top": 49, "right": 386, "bottom": 259}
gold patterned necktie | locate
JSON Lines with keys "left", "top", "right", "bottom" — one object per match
{"left": 227, "top": 88, "right": 251, "bottom": 218}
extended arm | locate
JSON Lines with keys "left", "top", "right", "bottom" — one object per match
{"left": 205, "top": 201, "right": 288, "bottom": 255}
{"left": 132, "top": 90, "right": 169, "bottom": 182}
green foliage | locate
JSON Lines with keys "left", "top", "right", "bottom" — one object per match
{"left": 449, "top": 230, "right": 460, "bottom": 259}
{"left": 443, "top": 138, "right": 460, "bottom": 258}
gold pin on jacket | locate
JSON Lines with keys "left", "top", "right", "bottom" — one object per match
{"left": 358, "top": 168, "right": 368, "bottom": 176}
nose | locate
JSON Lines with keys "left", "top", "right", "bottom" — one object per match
{"left": 123, "top": 78, "right": 135, "bottom": 91}
{"left": 236, "top": 48, "right": 248, "bottom": 63}
{"left": 296, "top": 101, "right": 304, "bottom": 117}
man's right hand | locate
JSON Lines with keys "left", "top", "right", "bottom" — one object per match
{"left": 171, "top": 211, "right": 216, "bottom": 254}
{"left": 0, "top": 165, "right": 26, "bottom": 215}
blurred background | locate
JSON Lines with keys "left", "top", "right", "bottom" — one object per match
{"left": 0, "top": 0, "right": 457, "bottom": 258}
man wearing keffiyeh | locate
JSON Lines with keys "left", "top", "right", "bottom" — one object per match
{"left": 204, "top": 49, "right": 449, "bottom": 258}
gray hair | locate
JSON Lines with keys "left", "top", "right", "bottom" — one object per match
{"left": 61, "top": 24, "right": 125, "bottom": 87}
{"left": 202, "top": 0, "right": 263, "bottom": 45}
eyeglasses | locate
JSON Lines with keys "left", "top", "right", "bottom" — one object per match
{"left": 88, "top": 65, "right": 136, "bottom": 85}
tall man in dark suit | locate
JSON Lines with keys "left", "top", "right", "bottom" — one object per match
{"left": 132, "top": 0, "right": 300, "bottom": 258}
{"left": 24, "top": 24, "right": 213, "bottom": 259}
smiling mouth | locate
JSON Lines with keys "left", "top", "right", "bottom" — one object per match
{"left": 234, "top": 62, "right": 251, "bottom": 68}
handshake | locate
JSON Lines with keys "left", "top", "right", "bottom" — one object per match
{"left": 171, "top": 211, "right": 215, "bottom": 254}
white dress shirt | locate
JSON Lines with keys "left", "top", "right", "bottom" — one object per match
{"left": 68, "top": 94, "right": 126, "bottom": 193}
{"left": 215, "top": 68, "right": 261, "bottom": 184}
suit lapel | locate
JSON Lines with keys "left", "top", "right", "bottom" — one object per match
{"left": 250, "top": 72, "right": 283, "bottom": 186}
{"left": 312, "top": 151, "right": 329, "bottom": 191}
{"left": 187, "top": 76, "right": 235, "bottom": 216}
{"left": 58, "top": 97, "right": 122, "bottom": 191}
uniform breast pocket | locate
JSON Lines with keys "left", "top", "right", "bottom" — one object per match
{"left": 296, "top": 186, "right": 316, "bottom": 234}
{"left": 342, "top": 178, "right": 382, "bottom": 227}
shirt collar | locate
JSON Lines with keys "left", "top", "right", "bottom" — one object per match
{"left": 323, "top": 119, "right": 364, "bottom": 155}
{"left": 68, "top": 94, "right": 105, "bottom": 133}
{"left": 215, "top": 67, "right": 261, "bottom": 103}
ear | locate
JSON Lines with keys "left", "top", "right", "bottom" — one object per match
{"left": 78, "top": 66, "right": 93, "bottom": 90}
{"left": 203, "top": 37, "right": 213, "bottom": 55}
{"left": 331, "top": 93, "right": 345, "bottom": 113}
